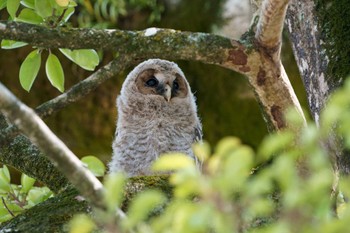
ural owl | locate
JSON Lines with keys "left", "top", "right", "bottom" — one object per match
{"left": 109, "top": 59, "right": 202, "bottom": 177}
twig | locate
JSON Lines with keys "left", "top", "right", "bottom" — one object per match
{"left": 2, "top": 197, "right": 15, "bottom": 217}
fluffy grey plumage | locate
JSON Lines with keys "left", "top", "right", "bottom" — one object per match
{"left": 109, "top": 59, "right": 202, "bottom": 177}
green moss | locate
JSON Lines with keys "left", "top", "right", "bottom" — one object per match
{"left": 315, "top": 0, "right": 350, "bottom": 83}
{"left": 123, "top": 176, "right": 172, "bottom": 210}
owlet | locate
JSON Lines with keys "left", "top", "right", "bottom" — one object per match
{"left": 109, "top": 59, "right": 202, "bottom": 177}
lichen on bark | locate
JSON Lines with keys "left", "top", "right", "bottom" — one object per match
{"left": 315, "top": 0, "right": 350, "bottom": 84}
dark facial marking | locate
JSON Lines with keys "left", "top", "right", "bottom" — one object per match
{"left": 171, "top": 74, "right": 188, "bottom": 98}
{"left": 145, "top": 76, "right": 159, "bottom": 87}
{"left": 136, "top": 69, "right": 158, "bottom": 95}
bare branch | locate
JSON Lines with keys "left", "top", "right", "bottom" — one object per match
{"left": 36, "top": 55, "right": 133, "bottom": 118}
{"left": 0, "top": 20, "right": 306, "bottom": 131}
{"left": 255, "top": 0, "right": 290, "bottom": 61}
{"left": 0, "top": 83, "right": 105, "bottom": 209}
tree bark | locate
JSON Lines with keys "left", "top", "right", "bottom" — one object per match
{"left": 286, "top": 0, "right": 350, "bottom": 174}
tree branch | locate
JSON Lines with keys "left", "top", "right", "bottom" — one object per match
{"left": 0, "top": 21, "right": 234, "bottom": 69}
{"left": 0, "top": 82, "right": 105, "bottom": 209}
{"left": 0, "top": 20, "right": 305, "bottom": 131}
{"left": 255, "top": 0, "right": 290, "bottom": 61}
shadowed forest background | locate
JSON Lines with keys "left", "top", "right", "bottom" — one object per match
{"left": 0, "top": 0, "right": 307, "bottom": 165}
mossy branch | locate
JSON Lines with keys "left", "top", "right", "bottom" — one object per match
{"left": 0, "top": 19, "right": 305, "bottom": 131}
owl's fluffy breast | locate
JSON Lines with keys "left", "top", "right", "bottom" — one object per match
{"left": 109, "top": 59, "right": 201, "bottom": 177}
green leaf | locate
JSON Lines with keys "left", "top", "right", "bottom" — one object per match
{"left": 62, "top": 6, "right": 75, "bottom": 22}
{"left": 69, "top": 1, "right": 77, "bottom": 7}
{"left": 16, "top": 8, "right": 43, "bottom": 24}
{"left": 69, "top": 214, "right": 95, "bottom": 233}
{"left": 0, "top": 166, "right": 10, "bottom": 183}
{"left": 0, "top": 0, "right": 6, "bottom": 10}
{"left": 0, "top": 166, "right": 11, "bottom": 192}
{"left": 55, "top": 0, "right": 69, "bottom": 7}
{"left": 20, "top": 0, "right": 35, "bottom": 9}
{"left": 0, "top": 206, "right": 13, "bottom": 223}
{"left": 7, "top": 0, "right": 20, "bottom": 18}
{"left": 104, "top": 173, "right": 125, "bottom": 213}
{"left": 59, "top": 49, "right": 99, "bottom": 71}
{"left": 125, "top": 190, "right": 167, "bottom": 229}
{"left": 1, "top": 40, "right": 28, "bottom": 49}
{"left": 19, "top": 49, "right": 41, "bottom": 92}
{"left": 214, "top": 136, "right": 241, "bottom": 157}
{"left": 34, "top": 0, "right": 53, "bottom": 18}
{"left": 46, "top": 53, "right": 65, "bottom": 92}
{"left": 21, "top": 174, "right": 36, "bottom": 193}
{"left": 27, "top": 187, "right": 52, "bottom": 206}
{"left": 257, "top": 131, "right": 294, "bottom": 163}
{"left": 81, "top": 156, "right": 106, "bottom": 177}
{"left": 152, "top": 153, "right": 195, "bottom": 172}
{"left": 192, "top": 141, "right": 211, "bottom": 162}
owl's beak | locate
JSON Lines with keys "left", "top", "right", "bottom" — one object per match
{"left": 163, "top": 84, "right": 172, "bottom": 102}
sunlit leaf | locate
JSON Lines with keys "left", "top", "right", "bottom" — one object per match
{"left": 62, "top": 6, "right": 75, "bottom": 22}
{"left": 0, "top": 166, "right": 11, "bottom": 192}
{"left": 69, "top": 1, "right": 77, "bottom": 7}
{"left": 46, "top": 53, "right": 65, "bottom": 92}
{"left": 21, "top": 174, "right": 36, "bottom": 193}
{"left": 20, "top": 0, "right": 35, "bottom": 9}
{"left": 192, "top": 141, "right": 210, "bottom": 162}
{"left": 152, "top": 153, "right": 195, "bottom": 172}
{"left": 214, "top": 137, "right": 241, "bottom": 157}
{"left": 59, "top": 49, "right": 99, "bottom": 71}
{"left": 19, "top": 49, "right": 41, "bottom": 92}
{"left": 16, "top": 8, "right": 43, "bottom": 24}
{"left": 0, "top": 206, "right": 13, "bottom": 223}
{"left": 1, "top": 40, "right": 27, "bottom": 49}
{"left": 81, "top": 156, "right": 106, "bottom": 177}
{"left": 69, "top": 214, "right": 95, "bottom": 233}
{"left": 0, "top": 166, "right": 10, "bottom": 183}
{"left": 55, "top": 0, "right": 69, "bottom": 7}
{"left": 257, "top": 131, "right": 294, "bottom": 163}
{"left": 7, "top": 0, "right": 20, "bottom": 18}
{"left": 27, "top": 187, "right": 53, "bottom": 206}
{"left": 104, "top": 173, "right": 125, "bottom": 213}
{"left": 125, "top": 190, "right": 167, "bottom": 229}
{"left": 0, "top": 0, "right": 6, "bottom": 10}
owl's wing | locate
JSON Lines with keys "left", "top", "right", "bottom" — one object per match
{"left": 193, "top": 124, "right": 203, "bottom": 143}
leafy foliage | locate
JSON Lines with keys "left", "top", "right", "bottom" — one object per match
{"left": 0, "top": 165, "right": 53, "bottom": 223}
{"left": 0, "top": 0, "right": 100, "bottom": 92}
{"left": 69, "top": 78, "right": 350, "bottom": 232}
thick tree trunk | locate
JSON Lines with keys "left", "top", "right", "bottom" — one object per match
{"left": 286, "top": 0, "right": 350, "bottom": 174}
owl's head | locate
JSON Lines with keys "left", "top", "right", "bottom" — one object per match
{"left": 121, "top": 59, "right": 192, "bottom": 103}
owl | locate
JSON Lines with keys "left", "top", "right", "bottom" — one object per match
{"left": 109, "top": 59, "right": 202, "bottom": 177}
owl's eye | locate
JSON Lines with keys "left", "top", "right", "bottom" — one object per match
{"left": 173, "top": 80, "right": 179, "bottom": 91}
{"left": 146, "top": 77, "right": 159, "bottom": 87}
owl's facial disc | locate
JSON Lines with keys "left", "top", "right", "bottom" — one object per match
{"left": 136, "top": 68, "right": 188, "bottom": 101}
